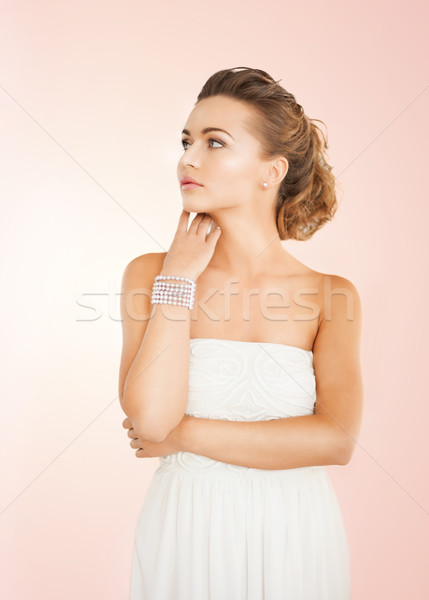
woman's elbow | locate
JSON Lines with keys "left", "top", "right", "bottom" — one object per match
{"left": 121, "top": 393, "right": 185, "bottom": 442}
{"left": 130, "top": 415, "right": 166, "bottom": 443}
{"left": 130, "top": 409, "right": 180, "bottom": 443}
{"left": 120, "top": 400, "right": 164, "bottom": 442}
{"left": 337, "top": 439, "right": 356, "bottom": 465}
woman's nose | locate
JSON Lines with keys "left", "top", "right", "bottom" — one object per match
{"left": 181, "top": 145, "right": 201, "bottom": 168}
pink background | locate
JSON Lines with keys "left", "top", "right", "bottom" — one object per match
{"left": 1, "top": 0, "right": 428, "bottom": 598}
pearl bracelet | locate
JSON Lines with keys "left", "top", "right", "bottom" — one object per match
{"left": 151, "top": 274, "right": 196, "bottom": 310}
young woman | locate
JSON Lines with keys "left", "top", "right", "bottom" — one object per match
{"left": 119, "top": 66, "right": 363, "bottom": 599}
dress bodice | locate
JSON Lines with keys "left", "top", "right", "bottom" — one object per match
{"left": 159, "top": 338, "right": 316, "bottom": 473}
{"left": 185, "top": 337, "right": 316, "bottom": 421}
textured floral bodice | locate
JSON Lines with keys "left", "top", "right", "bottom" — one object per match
{"left": 159, "top": 337, "right": 316, "bottom": 473}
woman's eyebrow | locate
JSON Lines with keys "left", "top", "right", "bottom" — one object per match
{"left": 181, "top": 127, "right": 235, "bottom": 141}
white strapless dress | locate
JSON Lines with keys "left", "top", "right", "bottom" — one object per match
{"left": 128, "top": 338, "right": 351, "bottom": 599}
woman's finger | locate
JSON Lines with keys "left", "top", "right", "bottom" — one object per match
{"left": 176, "top": 209, "right": 190, "bottom": 234}
{"left": 188, "top": 212, "right": 206, "bottom": 232}
{"left": 206, "top": 222, "right": 222, "bottom": 243}
{"left": 197, "top": 215, "right": 214, "bottom": 236}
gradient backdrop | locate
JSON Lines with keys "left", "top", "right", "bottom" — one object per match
{"left": 1, "top": 0, "right": 428, "bottom": 598}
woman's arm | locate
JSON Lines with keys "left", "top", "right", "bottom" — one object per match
{"left": 119, "top": 252, "right": 192, "bottom": 444}
{"left": 179, "top": 414, "right": 346, "bottom": 469}
{"left": 176, "top": 275, "right": 364, "bottom": 470}
{"left": 119, "top": 212, "right": 221, "bottom": 443}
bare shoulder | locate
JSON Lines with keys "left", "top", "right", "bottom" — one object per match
{"left": 312, "top": 270, "right": 363, "bottom": 371}
{"left": 119, "top": 251, "right": 167, "bottom": 322}
{"left": 313, "top": 271, "right": 362, "bottom": 323}
{"left": 288, "top": 260, "right": 361, "bottom": 311}
{"left": 121, "top": 251, "right": 167, "bottom": 281}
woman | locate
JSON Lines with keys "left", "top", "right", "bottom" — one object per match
{"left": 119, "top": 67, "right": 363, "bottom": 599}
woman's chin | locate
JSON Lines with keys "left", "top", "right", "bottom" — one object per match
{"left": 183, "top": 202, "right": 204, "bottom": 213}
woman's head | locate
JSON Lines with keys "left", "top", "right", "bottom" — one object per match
{"left": 177, "top": 66, "right": 339, "bottom": 241}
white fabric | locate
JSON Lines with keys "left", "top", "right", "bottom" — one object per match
{"left": 129, "top": 338, "right": 351, "bottom": 599}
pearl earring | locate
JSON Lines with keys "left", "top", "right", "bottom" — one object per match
{"left": 263, "top": 182, "right": 268, "bottom": 188}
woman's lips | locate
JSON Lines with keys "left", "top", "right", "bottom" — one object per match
{"left": 181, "top": 182, "right": 203, "bottom": 190}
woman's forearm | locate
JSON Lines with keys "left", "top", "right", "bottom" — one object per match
{"left": 121, "top": 270, "right": 193, "bottom": 442}
{"left": 179, "top": 414, "right": 349, "bottom": 470}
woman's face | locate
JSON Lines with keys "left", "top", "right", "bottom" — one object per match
{"left": 177, "top": 95, "right": 268, "bottom": 214}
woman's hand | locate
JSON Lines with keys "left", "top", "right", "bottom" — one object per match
{"left": 122, "top": 415, "right": 190, "bottom": 459}
{"left": 161, "top": 210, "right": 222, "bottom": 281}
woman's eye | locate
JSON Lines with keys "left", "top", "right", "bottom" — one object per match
{"left": 209, "top": 138, "right": 224, "bottom": 148}
{"left": 181, "top": 138, "right": 224, "bottom": 150}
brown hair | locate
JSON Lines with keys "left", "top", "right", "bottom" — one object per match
{"left": 196, "top": 67, "right": 341, "bottom": 241}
